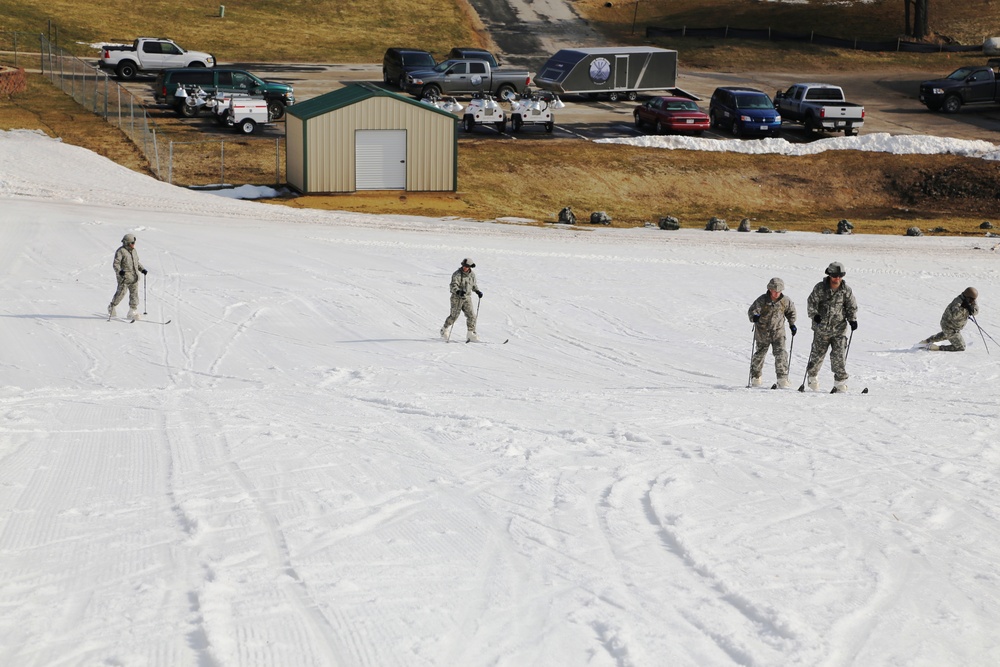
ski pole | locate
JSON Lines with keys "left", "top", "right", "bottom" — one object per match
{"left": 844, "top": 327, "right": 854, "bottom": 362}
{"left": 143, "top": 273, "right": 147, "bottom": 316}
{"left": 797, "top": 330, "right": 815, "bottom": 392}
{"left": 746, "top": 323, "right": 757, "bottom": 388}
{"left": 786, "top": 327, "right": 796, "bottom": 377}
{"left": 970, "top": 315, "right": 992, "bottom": 353}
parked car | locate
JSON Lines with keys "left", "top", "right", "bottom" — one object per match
{"left": 919, "top": 59, "right": 1000, "bottom": 113}
{"left": 774, "top": 83, "right": 864, "bottom": 135}
{"left": 382, "top": 48, "right": 437, "bottom": 89}
{"left": 98, "top": 37, "right": 214, "bottom": 80}
{"left": 403, "top": 59, "right": 532, "bottom": 100}
{"left": 153, "top": 68, "right": 295, "bottom": 120}
{"left": 447, "top": 47, "right": 500, "bottom": 68}
{"left": 633, "top": 96, "right": 709, "bottom": 135}
{"left": 709, "top": 86, "right": 781, "bottom": 138}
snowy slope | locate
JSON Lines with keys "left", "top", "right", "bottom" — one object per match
{"left": 2, "top": 129, "right": 1000, "bottom": 667}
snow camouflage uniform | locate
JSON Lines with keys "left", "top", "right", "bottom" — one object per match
{"left": 748, "top": 278, "right": 797, "bottom": 384}
{"left": 108, "top": 234, "right": 146, "bottom": 317}
{"left": 806, "top": 264, "right": 858, "bottom": 386}
{"left": 441, "top": 259, "right": 482, "bottom": 340}
{"left": 921, "top": 288, "right": 979, "bottom": 351}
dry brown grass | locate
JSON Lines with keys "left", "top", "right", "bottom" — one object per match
{"left": 0, "top": 0, "right": 483, "bottom": 62}
{"left": 273, "top": 139, "right": 1000, "bottom": 235}
{"left": 572, "top": 0, "right": 1000, "bottom": 74}
{"left": 579, "top": 0, "right": 1000, "bottom": 47}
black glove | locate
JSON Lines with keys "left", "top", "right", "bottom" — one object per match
{"left": 962, "top": 300, "right": 974, "bottom": 312}
{"left": 475, "top": 290, "right": 483, "bottom": 298}
{"left": 813, "top": 315, "right": 821, "bottom": 324}
{"left": 752, "top": 313, "right": 760, "bottom": 323}
{"left": 790, "top": 324, "right": 797, "bottom": 336}
{"left": 455, "top": 290, "right": 465, "bottom": 297}
{"left": 849, "top": 320, "right": 858, "bottom": 331}
{"left": 140, "top": 268, "right": 147, "bottom": 275}
{"left": 118, "top": 270, "right": 125, "bottom": 277}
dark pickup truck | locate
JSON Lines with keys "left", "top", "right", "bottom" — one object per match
{"left": 919, "top": 59, "right": 1000, "bottom": 113}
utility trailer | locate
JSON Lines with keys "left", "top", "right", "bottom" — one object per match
{"left": 533, "top": 47, "right": 689, "bottom": 102}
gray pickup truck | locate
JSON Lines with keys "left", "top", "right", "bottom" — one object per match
{"left": 773, "top": 83, "right": 865, "bottom": 135}
{"left": 402, "top": 59, "right": 532, "bottom": 100}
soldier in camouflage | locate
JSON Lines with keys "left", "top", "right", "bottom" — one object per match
{"left": 440, "top": 258, "right": 483, "bottom": 342}
{"left": 107, "top": 233, "right": 147, "bottom": 320}
{"left": 747, "top": 277, "right": 798, "bottom": 388}
{"left": 920, "top": 287, "right": 979, "bottom": 351}
{"left": 805, "top": 261, "right": 858, "bottom": 392}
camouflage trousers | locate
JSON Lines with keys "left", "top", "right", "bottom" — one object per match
{"left": 443, "top": 296, "right": 477, "bottom": 332}
{"left": 750, "top": 336, "right": 789, "bottom": 379}
{"left": 807, "top": 331, "right": 848, "bottom": 382}
{"left": 110, "top": 278, "right": 139, "bottom": 310}
{"left": 925, "top": 330, "right": 966, "bottom": 351}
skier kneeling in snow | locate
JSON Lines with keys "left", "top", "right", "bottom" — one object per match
{"left": 748, "top": 277, "right": 797, "bottom": 388}
{"left": 108, "top": 233, "right": 147, "bottom": 320}
{"left": 919, "top": 287, "right": 979, "bottom": 351}
{"left": 441, "top": 258, "right": 483, "bottom": 342}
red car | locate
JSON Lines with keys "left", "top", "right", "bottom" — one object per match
{"left": 633, "top": 96, "right": 710, "bottom": 135}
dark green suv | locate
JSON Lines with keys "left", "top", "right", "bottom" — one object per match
{"left": 153, "top": 68, "right": 295, "bottom": 120}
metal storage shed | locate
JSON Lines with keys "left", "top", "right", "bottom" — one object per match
{"left": 285, "top": 82, "right": 458, "bottom": 194}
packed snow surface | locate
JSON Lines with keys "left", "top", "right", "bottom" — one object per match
{"left": 1, "top": 129, "right": 999, "bottom": 666}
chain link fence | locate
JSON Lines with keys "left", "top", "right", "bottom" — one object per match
{"left": 29, "top": 34, "right": 163, "bottom": 177}
{"left": 7, "top": 31, "right": 288, "bottom": 188}
{"left": 0, "top": 31, "right": 41, "bottom": 69}
{"left": 167, "top": 138, "right": 285, "bottom": 187}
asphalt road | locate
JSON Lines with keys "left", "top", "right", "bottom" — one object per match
{"left": 126, "top": 60, "right": 1000, "bottom": 144}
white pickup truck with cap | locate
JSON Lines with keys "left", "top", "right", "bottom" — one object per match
{"left": 99, "top": 37, "right": 215, "bottom": 81}
{"left": 773, "top": 83, "right": 865, "bottom": 135}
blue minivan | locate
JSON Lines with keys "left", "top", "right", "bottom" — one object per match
{"left": 709, "top": 86, "right": 782, "bottom": 138}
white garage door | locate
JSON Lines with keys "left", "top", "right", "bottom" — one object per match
{"left": 355, "top": 130, "right": 407, "bottom": 190}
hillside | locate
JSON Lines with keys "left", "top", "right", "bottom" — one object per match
{"left": 4, "top": 125, "right": 1000, "bottom": 667}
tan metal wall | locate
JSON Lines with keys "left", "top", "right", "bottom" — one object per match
{"left": 300, "top": 97, "right": 456, "bottom": 193}
{"left": 285, "top": 115, "right": 305, "bottom": 192}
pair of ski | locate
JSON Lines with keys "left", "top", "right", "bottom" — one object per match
{"left": 104, "top": 314, "right": 171, "bottom": 325}
{"left": 793, "top": 383, "right": 869, "bottom": 394}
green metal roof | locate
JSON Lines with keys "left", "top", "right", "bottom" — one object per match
{"left": 286, "top": 82, "right": 458, "bottom": 121}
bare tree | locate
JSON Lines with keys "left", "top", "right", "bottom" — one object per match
{"left": 904, "top": 0, "right": 930, "bottom": 39}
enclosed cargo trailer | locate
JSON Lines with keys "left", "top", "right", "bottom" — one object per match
{"left": 534, "top": 47, "right": 690, "bottom": 102}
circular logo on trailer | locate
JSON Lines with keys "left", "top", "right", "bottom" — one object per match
{"left": 589, "top": 57, "right": 611, "bottom": 85}
{"left": 471, "top": 74, "right": 483, "bottom": 86}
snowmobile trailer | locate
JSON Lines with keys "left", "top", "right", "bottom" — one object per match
{"left": 534, "top": 46, "right": 689, "bottom": 102}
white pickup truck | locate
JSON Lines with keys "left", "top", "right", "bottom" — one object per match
{"left": 773, "top": 83, "right": 864, "bottom": 135}
{"left": 99, "top": 37, "right": 215, "bottom": 80}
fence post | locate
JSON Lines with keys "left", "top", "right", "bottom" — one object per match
{"left": 169, "top": 141, "right": 174, "bottom": 184}
{"left": 220, "top": 140, "right": 225, "bottom": 185}
{"left": 152, "top": 128, "right": 159, "bottom": 178}
{"left": 275, "top": 138, "right": 280, "bottom": 186}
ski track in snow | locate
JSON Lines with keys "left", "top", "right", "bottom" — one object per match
{"left": 2, "top": 129, "right": 1000, "bottom": 666}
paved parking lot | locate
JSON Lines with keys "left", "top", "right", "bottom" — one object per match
{"left": 125, "top": 61, "right": 1000, "bottom": 143}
